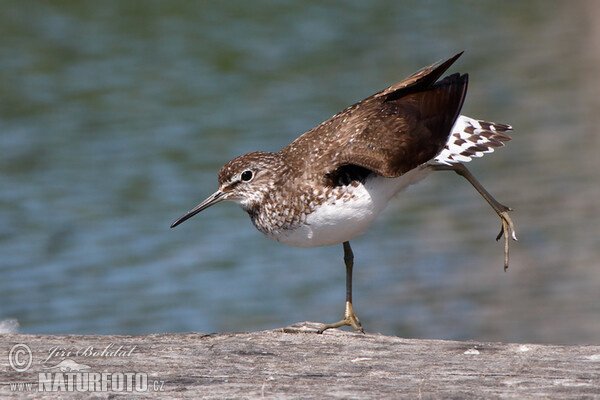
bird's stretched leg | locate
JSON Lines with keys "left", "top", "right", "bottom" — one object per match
{"left": 432, "top": 163, "right": 517, "bottom": 270}
{"left": 317, "top": 241, "right": 364, "bottom": 333}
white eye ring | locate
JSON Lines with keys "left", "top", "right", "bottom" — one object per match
{"left": 240, "top": 170, "right": 253, "bottom": 182}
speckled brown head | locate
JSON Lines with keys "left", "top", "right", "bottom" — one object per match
{"left": 170, "top": 151, "right": 287, "bottom": 227}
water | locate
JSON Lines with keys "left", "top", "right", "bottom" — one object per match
{"left": 1, "top": 1, "right": 599, "bottom": 344}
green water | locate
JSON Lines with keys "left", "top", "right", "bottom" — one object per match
{"left": 1, "top": 1, "right": 599, "bottom": 344}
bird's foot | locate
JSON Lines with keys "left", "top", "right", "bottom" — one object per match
{"left": 495, "top": 206, "right": 518, "bottom": 271}
{"left": 317, "top": 301, "right": 364, "bottom": 334}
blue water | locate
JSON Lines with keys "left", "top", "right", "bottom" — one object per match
{"left": 1, "top": 1, "right": 599, "bottom": 344}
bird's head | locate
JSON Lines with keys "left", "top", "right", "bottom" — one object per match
{"left": 171, "top": 151, "right": 284, "bottom": 228}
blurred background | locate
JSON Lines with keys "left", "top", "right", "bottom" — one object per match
{"left": 1, "top": 0, "right": 599, "bottom": 345}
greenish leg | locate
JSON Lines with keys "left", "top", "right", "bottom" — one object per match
{"left": 432, "top": 163, "right": 517, "bottom": 270}
{"left": 317, "top": 241, "right": 365, "bottom": 334}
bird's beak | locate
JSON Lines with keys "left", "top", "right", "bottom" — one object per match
{"left": 170, "top": 190, "right": 225, "bottom": 228}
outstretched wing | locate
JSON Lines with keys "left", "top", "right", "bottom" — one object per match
{"left": 281, "top": 52, "right": 468, "bottom": 179}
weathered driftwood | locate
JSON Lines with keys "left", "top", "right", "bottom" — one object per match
{"left": 1, "top": 322, "right": 599, "bottom": 399}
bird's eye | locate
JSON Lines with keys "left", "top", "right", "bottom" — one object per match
{"left": 241, "top": 170, "right": 253, "bottom": 182}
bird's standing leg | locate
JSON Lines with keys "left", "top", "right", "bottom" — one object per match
{"left": 432, "top": 163, "right": 517, "bottom": 270}
{"left": 317, "top": 241, "right": 364, "bottom": 334}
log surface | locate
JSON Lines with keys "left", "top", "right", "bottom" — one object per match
{"left": 1, "top": 322, "right": 600, "bottom": 399}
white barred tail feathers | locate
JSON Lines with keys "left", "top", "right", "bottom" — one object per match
{"left": 434, "top": 115, "right": 512, "bottom": 165}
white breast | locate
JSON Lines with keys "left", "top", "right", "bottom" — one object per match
{"left": 276, "top": 165, "right": 432, "bottom": 247}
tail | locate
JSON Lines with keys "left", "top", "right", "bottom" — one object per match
{"left": 434, "top": 115, "right": 512, "bottom": 165}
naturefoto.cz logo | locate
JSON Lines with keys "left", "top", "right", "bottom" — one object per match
{"left": 8, "top": 343, "right": 165, "bottom": 393}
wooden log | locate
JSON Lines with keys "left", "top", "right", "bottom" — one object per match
{"left": 1, "top": 322, "right": 600, "bottom": 399}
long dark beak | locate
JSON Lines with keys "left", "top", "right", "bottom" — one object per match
{"left": 170, "top": 190, "right": 225, "bottom": 228}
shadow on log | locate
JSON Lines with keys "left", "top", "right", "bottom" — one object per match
{"left": 1, "top": 322, "right": 600, "bottom": 399}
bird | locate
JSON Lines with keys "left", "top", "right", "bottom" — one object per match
{"left": 171, "top": 52, "right": 517, "bottom": 333}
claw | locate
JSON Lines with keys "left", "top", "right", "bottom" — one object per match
{"left": 495, "top": 225, "right": 504, "bottom": 241}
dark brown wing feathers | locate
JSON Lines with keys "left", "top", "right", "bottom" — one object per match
{"left": 280, "top": 52, "right": 468, "bottom": 179}
{"left": 377, "top": 51, "right": 464, "bottom": 101}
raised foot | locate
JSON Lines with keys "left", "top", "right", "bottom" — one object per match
{"left": 494, "top": 206, "right": 518, "bottom": 271}
{"left": 317, "top": 301, "right": 364, "bottom": 334}
{"left": 435, "top": 163, "right": 518, "bottom": 271}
